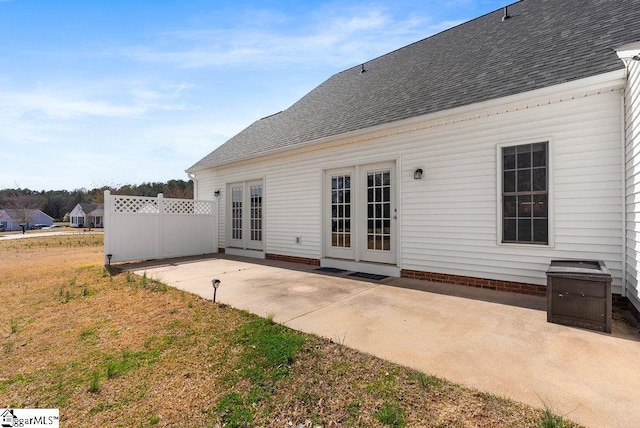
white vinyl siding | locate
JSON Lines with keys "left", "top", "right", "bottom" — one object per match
{"left": 625, "top": 58, "right": 640, "bottom": 309}
{"left": 401, "top": 91, "right": 623, "bottom": 292}
{"left": 195, "top": 79, "right": 624, "bottom": 292}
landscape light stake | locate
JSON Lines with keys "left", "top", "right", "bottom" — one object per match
{"left": 106, "top": 254, "right": 112, "bottom": 267}
{"left": 211, "top": 279, "right": 221, "bottom": 303}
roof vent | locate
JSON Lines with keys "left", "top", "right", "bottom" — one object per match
{"left": 360, "top": 64, "right": 366, "bottom": 74}
{"left": 260, "top": 111, "right": 282, "bottom": 120}
{"left": 502, "top": 6, "right": 510, "bottom": 21}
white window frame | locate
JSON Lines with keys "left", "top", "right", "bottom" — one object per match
{"left": 496, "top": 138, "right": 554, "bottom": 247}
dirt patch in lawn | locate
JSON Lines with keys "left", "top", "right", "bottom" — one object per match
{"left": 0, "top": 235, "right": 580, "bottom": 427}
{"left": 612, "top": 306, "right": 640, "bottom": 337}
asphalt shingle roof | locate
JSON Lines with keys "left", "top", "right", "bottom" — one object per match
{"left": 78, "top": 203, "right": 103, "bottom": 216}
{"left": 189, "top": 0, "right": 640, "bottom": 171}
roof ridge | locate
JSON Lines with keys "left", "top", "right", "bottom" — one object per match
{"left": 337, "top": 0, "right": 521, "bottom": 76}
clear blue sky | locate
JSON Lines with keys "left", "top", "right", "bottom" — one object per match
{"left": 0, "top": 0, "right": 510, "bottom": 191}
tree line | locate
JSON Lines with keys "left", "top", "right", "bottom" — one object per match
{"left": 0, "top": 179, "right": 193, "bottom": 221}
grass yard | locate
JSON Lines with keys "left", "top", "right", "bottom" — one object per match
{"left": 0, "top": 234, "right": 579, "bottom": 427}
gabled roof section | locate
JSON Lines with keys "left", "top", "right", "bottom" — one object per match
{"left": 78, "top": 203, "right": 96, "bottom": 214}
{"left": 78, "top": 203, "right": 103, "bottom": 216}
{"left": 189, "top": 0, "right": 640, "bottom": 171}
{"left": 0, "top": 209, "right": 52, "bottom": 221}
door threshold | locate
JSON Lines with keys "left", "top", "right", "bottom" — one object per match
{"left": 320, "top": 258, "right": 400, "bottom": 277}
{"left": 225, "top": 248, "right": 266, "bottom": 259}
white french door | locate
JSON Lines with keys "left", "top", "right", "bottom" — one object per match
{"left": 359, "top": 163, "right": 395, "bottom": 264}
{"left": 326, "top": 169, "right": 355, "bottom": 260}
{"left": 325, "top": 162, "right": 396, "bottom": 264}
{"left": 228, "top": 180, "right": 264, "bottom": 250}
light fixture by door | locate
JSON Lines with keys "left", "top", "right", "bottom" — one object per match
{"left": 414, "top": 168, "right": 423, "bottom": 180}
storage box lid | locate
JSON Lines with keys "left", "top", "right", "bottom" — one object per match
{"left": 545, "top": 260, "right": 611, "bottom": 280}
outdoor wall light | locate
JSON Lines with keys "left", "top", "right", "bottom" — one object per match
{"left": 414, "top": 168, "right": 424, "bottom": 180}
{"left": 214, "top": 190, "right": 221, "bottom": 197}
{"left": 211, "top": 278, "right": 221, "bottom": 303}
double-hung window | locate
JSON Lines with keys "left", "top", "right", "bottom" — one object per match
{"left": 502, "top": 142, "right": 548, "bottom": 244}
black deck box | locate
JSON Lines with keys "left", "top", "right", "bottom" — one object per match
{"left": 546, "top": 260, "right": 612, "bottom": 333}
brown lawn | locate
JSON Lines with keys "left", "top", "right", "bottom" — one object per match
{"left": 0, "top": 235, "right": 579, "bottom": 427}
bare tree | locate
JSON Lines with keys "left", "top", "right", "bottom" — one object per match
{"left": 163, "top": 180, "right": 194, "bottom": 199}
{"left": 5, "top": 193, "right": 44, "bottom": 233}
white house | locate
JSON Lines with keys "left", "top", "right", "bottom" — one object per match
{"left": 69, "top": 203, "right": 104, "bottom": 228}
{"left": 0, "top": 209, "right": 53, "bottom": 231}
{"left": 186, "top": 1, "right": 640, "bottom": 315}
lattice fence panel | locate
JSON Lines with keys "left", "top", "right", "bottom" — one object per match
{"left": 164, "top": 199, "right": 194, "bottom": 214}
{"left": 194, "top": 201, "right": 215, "bottom": 215}
{"left": 163, "top": 199, "right": 215, "bottom": 215}
{"left": 113, "top": 196, "right": 158, "bottom": 214}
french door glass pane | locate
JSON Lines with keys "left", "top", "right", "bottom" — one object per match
{"left": 231, "top": 187, "right": 243, "bottom": 240}
{"left": 331, "top": 174, "right": 351, "bottom": 248}
{"left": 250, "top": 185, "right": 262, "bottom": 241}
{"left": 367, "top": 170, "right": 391, "bottom": 251}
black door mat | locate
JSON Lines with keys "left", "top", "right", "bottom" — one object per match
{"left": 349, "top": 272, "right": 388, "bottom": 281}
{"left": 315, "top": 267, "right": 348, "bottom": 274}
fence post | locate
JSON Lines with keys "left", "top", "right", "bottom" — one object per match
{"left": 104, "top": 190, "right": 111, "bottom": 265}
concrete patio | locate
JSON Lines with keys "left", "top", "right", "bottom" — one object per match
{"left": 130, "top": 255, "right": 640, "bottom": 428}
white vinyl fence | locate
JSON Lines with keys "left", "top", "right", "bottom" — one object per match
{"left": 103, "top": 190, "right": 218, "bottom": 264}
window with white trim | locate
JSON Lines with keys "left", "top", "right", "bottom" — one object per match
{"left": 502, "top": 142, "right": 548, "bottom": 244}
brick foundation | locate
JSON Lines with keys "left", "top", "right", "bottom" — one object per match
{"left": 266, "top": 253, "right": 320, "bottom": 266}
{"left": 401, "top": 269, "right": 547, "bottom": 297}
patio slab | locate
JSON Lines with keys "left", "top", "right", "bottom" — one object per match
{"left": 132, "top": 255, "right": 640, "bottom": 428}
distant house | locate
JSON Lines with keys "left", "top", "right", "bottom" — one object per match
{"left": 0, "top": 209, "right": 54, "bottom": 231}
{"left": 69, "top": 203, "right": 104, "bottom": 228}
{"left": 186, "top": 1, "right": 640, "bottom": 314}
